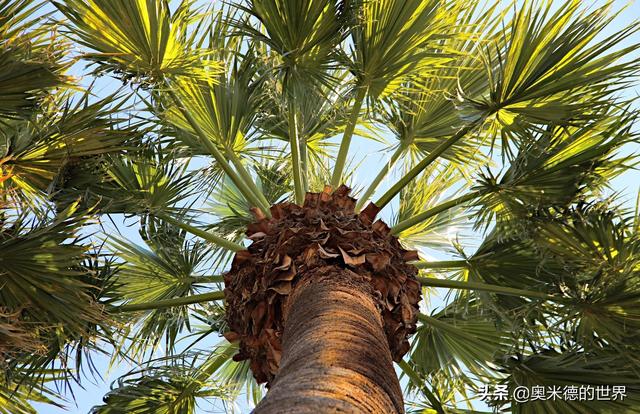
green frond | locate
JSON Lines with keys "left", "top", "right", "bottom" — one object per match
{"left": 0, "top": 0, "right": 44, "bottom": 39}
{"left": 492, "top": 349, "right": 640, "bottom": 414}
{"left": 459, "top": 200, "right": 640, "bottom": 364}
{"left": 256, "top": 73, "right": 352, "bottom": 172}
{"left": 209, "top": 341, "right": 265, "bottom": 406}
{"left": 0, "top": 368, "right": 65, "bottom": 414}
{"left": 83, "top": 147, "right": 197, "bottom": 216}
{"left": 108, "top": 224, "right": 221, "bottom": 355}
{"left": 310, "top": 155, "right": 359, "bottom": 193}
{"left": 254, "top": 161, "right": 292, "bottom": 205}
{"left": 0, "top": 204, "right": 106, "bottom": 341}
{"left": 56, "top": 0, "right": 222, "bottom": 84}
{"left": 207, "top": 176, "right": 256, "bottom": 237}
{"left": 237, "top": 0, "right": 346, "bottom": 90}
{"left": 348, "top": 0, "right": 460, "bottom": 99}
{"left": 204, "top": 168, "right": 292, "bottom": 265}
{"left": 463, "top": 0, "right": 640, "bottom": 135}
{"left": 205, "top": 161, "right": 292, "bottom": 237}
{"left": 1, "top": 91, "right": 136, "bottom": 205}
{"left": 163, "top": 44, "right": 258, "bottom": 149}
{"left": 402, "top": 367, "right": 495, "bottom": 414}
{"left": 0, "top": 203, "right": 119, "bottom": 386}
{"left": 475, "top": 112, "right": 637, "bottom": 226}
{"left": 531, "top": 203, "right": 640, "bottom": 355}
{"left": 162, "top": 72, "right": 272, "bottom": 214}
{"left": 91, "top": 355, "right": 230, "bottom": 414}
{"left": 0, "top": 50, "right": 64, "bottom": 120}
{"left": 379, "top": 3, "right": 501, "bottom": 165}
{"left": 0, "top": 0, "right": 70, "bottom": 120}
{"left": 381, "top": 82, "right": 490, "bottom": 168}
{"left": 438, "top": 229, "right": 565, "bottom": 337}
{"left": 410, "top": 300, "right": 511, "bottom": 389}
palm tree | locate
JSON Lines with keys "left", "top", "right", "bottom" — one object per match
{"left": 2, "top": 0, "right": 640, "bottom": 412}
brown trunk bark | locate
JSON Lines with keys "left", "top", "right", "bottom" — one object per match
{"left": 253, "top": 265, "right": 404, "bottom": 414}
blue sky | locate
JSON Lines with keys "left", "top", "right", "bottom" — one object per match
{"left": 30, "top": 0, "right": 640, "bottom": 412}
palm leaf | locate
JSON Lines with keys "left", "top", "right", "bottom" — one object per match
{"left": 161, "top": 51, "right": 266, "bottom": 159}
{"left": 492, "top": 349, "right": 640, "bottom": 414}
{"left": 0, "top": 203, "right": 107, "bottom": 341}
{"left": 410, "top": 298, "right": 511, "bottom": 390}
{"left": 531, "top": 203, "right": 640, "bottom": 358}
{"left": 0, "top": 368, "right": 66, "bottom": 414}
{"left": 236, "top": 0, "right": 346, "bottom": 90}
{"left": 1, "top": 91, "right": 136, "bottom": 205}
{"left": 347, "top": 0, "right": 459, "bottom": 99}
{"left": 0, "top": 202, "right": 120, "bottom": 391}
{"left": 475, "top": 111, "right": 637, "bottom": 226}
{"left": 91, "top": 354, "right": 230, "bottom": 414}
{"left": 463, "top": 0, "right": 640, "bottom": 137}
{"left": 74, "top": 146, "right": 197, "bottom": 216}
{"left": 109, "top": 223, "right": 221, "bottom": 356}
{"left": 377, "top": 2, "right": 501, "bottom": 167}
{"left": 0, "top": 0, "right": 72, "bottom": 119}
{"left": 394, "top": 164, "right": 471, "bottom": 250}
{"left": 208, "top": 341, "right": 264, "bottom": 406}
{"left": 56, "top": 0, "right": 222, "bottom": 84}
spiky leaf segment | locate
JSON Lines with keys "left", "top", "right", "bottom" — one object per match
{"left": 223, "top": 185, "right": 421, "bottom": 384}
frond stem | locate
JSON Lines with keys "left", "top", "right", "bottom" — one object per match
{"left": 413, "top": 260, "right": 469, "bottom": 269}
{"left": 356, "top": 143, "right": 407, "bottom": 211}
{"left": 113, "top": 290, "right": 225, "bottom": 313}
{"left": 156, "top": 213, "right": 245, "bottom": 252}
{"left": 331, "top": 87, "right": 367, "bottom": 187}
{"left": 375, "top": 122, "right": 479, "bottom": 210}
{"left": 397, "top": 360, "right": 446, "bottom": 414}
{"left": 417, "top": 276, "right": 567, "bottom": 302}
{"left": 167, "top": 88, "right": 269, "bottom": 216}
{"left": 391, "top": 190, "right": 484, "bottom": 234}
{"left": 300, "top": 134, "right": 309, "bottom": 193}
{"left": 288, "top": 98, "right": 305, "bottom": 204}
{"left": 226, "top": 149, "right": 272, "bottom": 215}
{"left": 190, "top": 275, "right": 225, "bottom": 284}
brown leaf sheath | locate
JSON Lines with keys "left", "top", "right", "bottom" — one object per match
{"left": 224, "top": 185, "right": 421, "bottom": 413}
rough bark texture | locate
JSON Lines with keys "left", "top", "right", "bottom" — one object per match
{"left": 224, "top": 186, "right": 421, "bottom": 413}
{"left": 253, "top": 266, "right": 404, "bottom": 413}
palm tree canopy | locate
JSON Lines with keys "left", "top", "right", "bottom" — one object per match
{"left": 1, "top": 0, "right": 640, "bottom": 412}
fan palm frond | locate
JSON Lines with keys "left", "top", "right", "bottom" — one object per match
{"left": 347, "top": 0, "right": 460, "bottom": 99}
{"left": 475, "top": 111, "right": 637, "bottom": 227}
{"left": 532, "top": 203, "right": 640, "bottom": 356}
{"left": 0, "top": 202, "right": 120, "bottom": 390}
{"left": 1, "top": 90, "right": 136, "bottom": 206}
{"left": 87, "top": 147, "right": 197, "bottom": 216}
{"left": 91, "top": 354, "right": 230, "bottom": 414}
{"left": 236, "top": 0, "right": 346, "bottom": 90}
{"left": 462, "top": 0, "right": 640, "bottom": 139}
{"left": 109, "top": 223, "right": 222, "bottom": 356}
{"left": 56, "top": 0, "right": 222, "bottom": 84}
{"left": 162, "top": 51, "right": 265, "bottom": 160}
{"left": 492, "top": 349, "right": 640, "bottom": 414}
{"left": 0, "top": 368, "right": 65, "bottom": 414}
{"left": 410, "top": 300, "right": 511, "bottom": 388}
{"left": 0, "top": 0, "right": 69, "bottom": 119}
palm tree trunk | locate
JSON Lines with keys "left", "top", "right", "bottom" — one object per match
{"left": 253, "top": 266, "right": 405, "bottom": 414}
